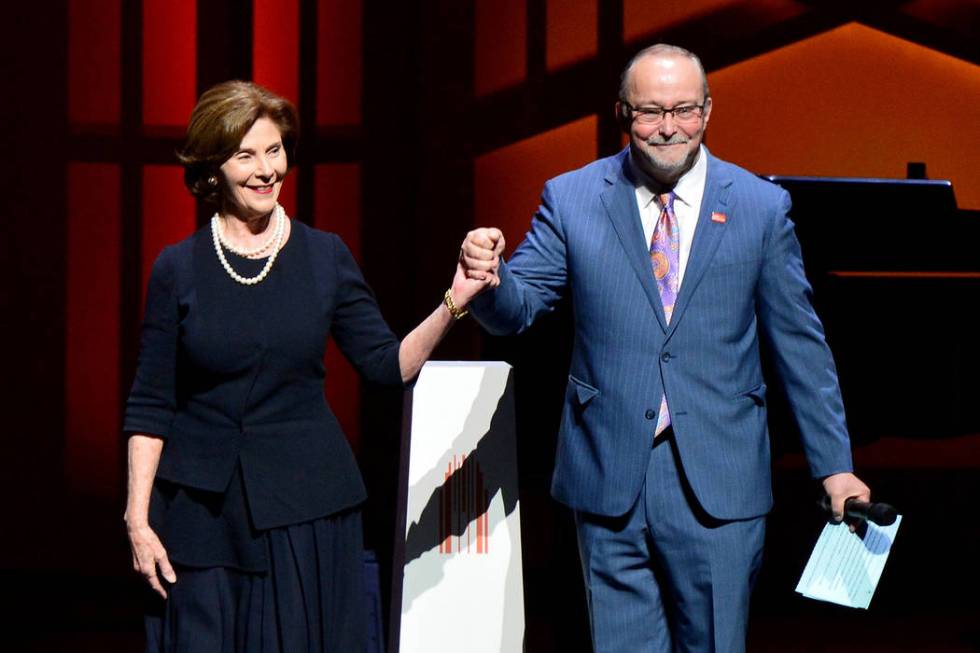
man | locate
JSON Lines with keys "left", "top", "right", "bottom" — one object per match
{"left": 459, "top": 44, "right": 870, "bottom": 652}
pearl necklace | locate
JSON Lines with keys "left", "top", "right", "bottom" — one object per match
{"left": 214, "top": 209, "right": 280, "bottom": 257}
{"left": 211, "top": 204, "right": 286, "bottom": 286}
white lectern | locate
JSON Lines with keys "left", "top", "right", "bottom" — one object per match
{"left": 391, "top": 362, "right": 525, "bottom": 653}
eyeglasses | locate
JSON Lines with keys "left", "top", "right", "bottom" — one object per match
{"left": 623, "top": 102, "right": 706, "bottom": 126}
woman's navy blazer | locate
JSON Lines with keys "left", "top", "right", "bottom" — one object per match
{"left": 124, "top": 221, "right": 403, "bottom": 530}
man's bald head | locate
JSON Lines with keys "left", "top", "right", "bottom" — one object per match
{"left": 619, "top": 44, "right": 710, "bottom": 105}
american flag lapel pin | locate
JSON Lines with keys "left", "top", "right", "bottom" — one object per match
{"left": 711, "top": 212, "right": 727, "bottom": 223}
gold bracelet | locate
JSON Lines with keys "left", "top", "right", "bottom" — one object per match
{"left": 444, "top": 288, "right": 468, "bottom": 320}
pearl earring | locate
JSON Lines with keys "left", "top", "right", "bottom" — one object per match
{"left": 208, "top": 176, "right": 217, "bottom": 186}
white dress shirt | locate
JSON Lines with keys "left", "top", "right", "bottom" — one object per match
{"left": 630, "top": 144, "right": 708, "bottom": 289}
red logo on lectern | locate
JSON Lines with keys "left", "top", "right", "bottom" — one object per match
{"left": 439, "top": 454, "right": 490, "bottom": 555}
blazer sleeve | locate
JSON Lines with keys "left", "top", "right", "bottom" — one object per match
{"left": 329, "top": 235, "right": 404, "bottom": 387}
{"left": 756, "top": 189, "right": 854, "bottom": 478}
{"left": 469, "top": 180, "right": 569, "bottom": 335}
{"left": 124, "top": 247, "right": 178, "bottom": 439}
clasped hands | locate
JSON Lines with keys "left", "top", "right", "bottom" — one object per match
{"left": 445, "top": 227, "right": 507, "bottom": 314}
{"left": 456, "top": 227, "right": 506, "bottom": 289}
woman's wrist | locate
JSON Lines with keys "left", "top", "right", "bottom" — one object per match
{"left": 124, "top": 496, "right": 151, "bottom": 527}
{"left": 124, "top": 511, "right": 150, "bottom": 530}
{"left": 443, "top": 288, "right": 468, "bottom": 320}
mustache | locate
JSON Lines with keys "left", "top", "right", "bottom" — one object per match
{"left": 645, "top": 135, "right": 690, "bottom": 145}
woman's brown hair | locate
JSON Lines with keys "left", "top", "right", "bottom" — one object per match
{"left": 177, "top": 81, "right": 299, "bottom": 205}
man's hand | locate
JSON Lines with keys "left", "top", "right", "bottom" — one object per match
{"left": 822, "top": 472, "right": 871, "bottom": 531}
{"left": 460, "top": 228, "right": 506, "bottom": 286}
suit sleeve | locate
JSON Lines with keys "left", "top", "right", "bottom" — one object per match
{"left": 756, "top": 189, "right": 853, "bottom": 478}
{"left": 124, "top": 247, "right": 178, "bottom": 439}
{"left": 469, "top": 181, "right": 569, "bottom": 335}
{"left": 329, "top": 235, "right": 404, "bottom": 387}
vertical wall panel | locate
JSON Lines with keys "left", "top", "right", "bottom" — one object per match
{"left": 546, "top": 0, "right": 597, "bottom": 71}
{"left": 142, "top": 166, "right": 197, "bottom": 303}
{"left": 66, "top": 163, "right": 121, "bottom": 497}
{"left": 317, "top": 0, "right": 362, "bottom": 125}
{"left": 68, "top": 0, "right": 121, "bottom": 126}
{"left": 315, "top": 165, "right": 361, "bottom": 261}
{"left": 315, "top": 164, "right": 362, "bottom": 450}
{"left": 475, "top": 0, "right": 526, "bottom": 96}
{"left": 253, "top": 0, "right": 300, "bottom": 105}
{"left": 475, "top": 116, "right": 597, "bottom": 255}
{"left": 143, "top": 0, "right": 196, "bottom": 126}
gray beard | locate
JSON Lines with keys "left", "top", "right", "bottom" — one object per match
{"left": 633, "top": 145, "right": 694, "bottom": 185}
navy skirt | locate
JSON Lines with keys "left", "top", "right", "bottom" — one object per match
{"left": 144, "top": 509, "right": 367, "bottom": 652}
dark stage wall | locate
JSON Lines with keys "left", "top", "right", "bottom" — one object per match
{"left": 3, "top": 1, "right": 979, "bottom": 650}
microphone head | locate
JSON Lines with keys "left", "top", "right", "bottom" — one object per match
{"left": 868, "top": 502, "right": 898, "bottom": 526}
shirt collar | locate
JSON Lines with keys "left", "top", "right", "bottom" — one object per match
{"left": 628, "top": 145, "right": 707, "bottom": 210}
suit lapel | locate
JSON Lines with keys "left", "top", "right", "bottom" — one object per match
{"left": 600, "top": 152, "right": 668, "bottom": 332}
{"left": 665, "top": 153, "right": 734, "bottom": 338}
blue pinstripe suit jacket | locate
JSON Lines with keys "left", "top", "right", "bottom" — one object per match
{"left": 470, "top": 148, "right": 854, "bottom": 520}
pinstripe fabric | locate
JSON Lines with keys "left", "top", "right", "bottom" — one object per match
{"left": 469, "top": 147, "right": 854, "bottom": 522}
{"left": 574, "top": 435, "right": 765, "bottom": 653}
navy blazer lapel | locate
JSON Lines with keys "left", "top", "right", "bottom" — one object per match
{"left": 600, "top": 152, "right": 668, "bottom": 332}
{"left": 666, "top": 153, "right": 734, "bottom": 338}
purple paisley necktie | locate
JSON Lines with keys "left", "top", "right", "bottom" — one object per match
{"left": 650, "top": 191, "right": 679, "bottom": 436}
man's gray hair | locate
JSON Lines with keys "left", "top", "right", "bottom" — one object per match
{"left": 618, "top": 44, "right": 711, "bottom": 103}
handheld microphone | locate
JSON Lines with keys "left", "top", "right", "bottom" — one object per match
{"left": 819, "top": 496, "right": 897, "bottom": 526}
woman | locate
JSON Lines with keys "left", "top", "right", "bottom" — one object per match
{"left": 123, "top": 81, "right": 492, "bottom": 651}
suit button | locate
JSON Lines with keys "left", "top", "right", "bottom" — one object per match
{"left": 645, "top": 409, "right": 656, "bottom": 420}
{"left": 661, "top": 352, "right": 671, "bottom": 362}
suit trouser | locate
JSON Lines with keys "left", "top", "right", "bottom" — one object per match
{"left": 574, "top": 431, "right": 766, "bottom": 653}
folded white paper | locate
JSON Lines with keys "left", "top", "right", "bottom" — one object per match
{"left": 796, "top": 515, "right": 902, "bottom": 609}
